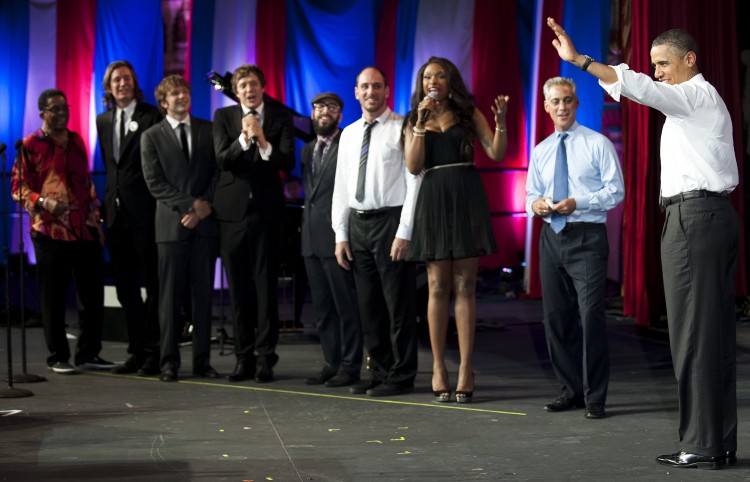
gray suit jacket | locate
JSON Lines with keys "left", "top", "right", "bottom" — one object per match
{"left": 301, "top": 131, "right": 341, "bottom": 258}
{"left": 141, "top": 117, "right": 218, "bottom": 243}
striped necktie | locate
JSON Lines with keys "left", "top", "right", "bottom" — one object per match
{"left": 355, "top": 120, "right": 376, "bottom": 202}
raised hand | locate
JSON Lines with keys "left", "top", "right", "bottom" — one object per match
{"left": 546, "top": 17, "right": 579, "bottom": 63}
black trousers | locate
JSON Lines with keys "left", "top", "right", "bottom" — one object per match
{"left": 106, "top": 222, "right": 160, "bottom": 363}
{"left": 157, "top": 234, "right": 217, "bottom": 371}
{"left": 219, "top": 206, "right": 281, "bottom": 368}
{"left": 349, "top": 208, "right": 417, "bottom": 386}
{"left": 661, "top": 196, "right": 738, "bottom": 456}
{"left": 304, "top": 254, "right": 363, "bottom": 374}
{"left": 539, "top": 222, "right": 609, "bottom": 406}
{"left": 32, "top": 234, "right": 104, "bottom": 366}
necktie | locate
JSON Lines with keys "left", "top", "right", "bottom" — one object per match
{"left": 312, "top": 140, "right": 325, "bottom": 180}
{"left": 356, "top": 120, "right": 376, "bottom": 202}
{"left": 116, "top": 109, "right": 125, "bottom": 163}
{"left": 550, "top": 132, "right": 569, "bottom": 233}
{"left": 179, "top": 123, "right": 190, "bottom": 160}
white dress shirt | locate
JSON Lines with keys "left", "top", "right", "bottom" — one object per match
{"left": 600, "top": 65, "right": 738, "bottom": 197}
{"left": 114, "top": 99, "right": 137, "bottom": 160}
{"left": 526, "top": 122, "right": 624, "bottom": 224}
{"left": 239, "top": 102, "right": 272, "bottom": 160}
{"left": 331, "top": 107, "right": 421, "bottom": 242}
{"left": 165, "top": 114, "right": 191, "bottom": 157}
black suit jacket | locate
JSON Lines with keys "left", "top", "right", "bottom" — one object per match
{"left": 301, "top": 132, "right": 341, "bottom": 258}
{"left": 96, "top": 102, "right": 163, "bottom": 228}
{"left": 140, "top": 117, "right": 218, "bottom": 243}
{"left": 211, "top": 104, "right": 295, "bottom": 223}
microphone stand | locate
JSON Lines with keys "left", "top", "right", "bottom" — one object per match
{"left": 10, "top": 143, "right": 45, "bottom": 384}
{"left": 0, "top": 143, "right": 32, "bottom": 398}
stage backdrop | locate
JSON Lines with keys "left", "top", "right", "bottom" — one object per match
{"left": 1, "top": 0, "right": 743, "bottom": 326}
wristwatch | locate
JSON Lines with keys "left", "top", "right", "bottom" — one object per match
{"left": 581, "top": 55, "right": 594, "bottom": 72}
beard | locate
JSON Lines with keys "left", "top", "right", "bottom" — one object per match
{"left": 313, "top": 118, "right": 338, "bottom": 137}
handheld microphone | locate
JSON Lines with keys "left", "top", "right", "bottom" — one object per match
{"left": 0, "top": 143, "right": 6, "bottom": 155}
{"left": 15, "top": 139, "right": 23, "bottom": 149}
{"left": 244, "top": 110, "right": 258, "bottom": 144}
{"left": 419, "top": 91, "right": 437, "bottom": 124}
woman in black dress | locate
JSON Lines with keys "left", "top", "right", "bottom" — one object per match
{"left": 404, "top": 57, "right": 509, "bottom": 403}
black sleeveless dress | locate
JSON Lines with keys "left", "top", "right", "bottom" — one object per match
{"left": 406, "top": 125, "right": 497, "bottom": 261}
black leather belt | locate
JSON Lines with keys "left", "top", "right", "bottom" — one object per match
{"left": 660, "top": 190, "right": 727, "bottom": 210}
{"left": 352, "top": 206, "right": 401, "bottom": 219}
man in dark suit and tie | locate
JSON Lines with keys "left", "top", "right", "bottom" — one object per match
{"left": 301, "top": 92, "right": 363, "bottom": 388}
{"left": 141, "top": 75, "right": 219, "bottom": 382}
{"left": 96, "top": 60, "right": 162, "bottom": 375}
{"left": 212, "top": 65, "right": 295, "bottom": 383}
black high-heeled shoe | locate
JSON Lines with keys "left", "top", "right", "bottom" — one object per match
{"left": 433, "top": 389, "right": 452, "bottom": 403}
{"left": 455, "top": 390, "right": 473, "bottom": 404}
{"left": 455, "top": 371, "right": 474, "bottom": 404}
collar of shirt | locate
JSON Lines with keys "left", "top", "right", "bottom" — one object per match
{"left": 165, "top": 114, "right": 191, "bottom": 129}
{"left": 116, "top": 99, "right": 137, "bottom": 123}
{"left": 360, "top": 107, "right": 393, "bottom": 127}
{"left": 242, "top": 102, "right": 264, "bottom": 119}
{"left": 316, "top": 128, "right": 339, "bottom": 147}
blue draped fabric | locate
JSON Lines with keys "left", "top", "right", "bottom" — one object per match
{"left": 92, "top": 0, "right": 164, "bottom": 174}
{"left": 0, "top": 1, "right": 29, "bottom": 256}
{"left": 0, "top": 1, "right": 29, "bottom": 170}
{"left": 285, "top": 0, "right": 381, "bottom": 129}
{"left": 392, "top": 0, "right": 418, "bottom": 116}
{"left": 190, "top": 0, "right": 216, "bottom": 121}
{"left": 559, "top": 0, "right": 610, "bottom": 132}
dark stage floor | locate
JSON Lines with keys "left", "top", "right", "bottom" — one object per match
{"left": 1, "top": 295, "right": 750, "bottom": 481}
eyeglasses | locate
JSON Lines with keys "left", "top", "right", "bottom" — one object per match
{"left": 313, "top": 102, "right": 341, "bottom": 113}
{"left": 43, "top": 105, "right": 70, "bottom": 115}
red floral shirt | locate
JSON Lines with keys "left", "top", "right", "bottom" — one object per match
{"left": 12, "top": 129, "right": 100, "bottom": 242}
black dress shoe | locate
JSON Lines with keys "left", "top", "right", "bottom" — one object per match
{"left": 349, "top": 379, "right": 381, "bottom": 394}
{"left": 159, "top": 366, "right": 178, "bottom": 382}
{"left": 584, "top": 403, "right": 606, "bottom": 419}
{"left": 544, "top": 396, "right": 585, "bottom": 412}
{"left": 193, "top": 366, "right": 220, "bottom": 379}
{"left": 255, "top": 365, "right": 274, "bottom": 383}
{"left": 325, "top": 371, "right": 360, "bottom": 388}
{"left": 137, "top": 363, "right": 160, "bottom": 377}
{"left": 366, "top": 383, "right": 414, "bottom": 397}
{"left": 656, "top": 451, "right": 722, "bottom": 470}
{"left": 226, "top": 361, "right": 254, "bottom": 382}
{"left": 111, "top": 356, "right": 141, "bottom": 374}
{"left": 725, "top": 451, "right": 737, "bottom": 466}
{"left": 305, "top": 366, "right": 337, "bottom": 385}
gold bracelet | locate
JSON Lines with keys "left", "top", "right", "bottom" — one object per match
{"left": 412, "top": 131, "right": 425, "bottom": 137}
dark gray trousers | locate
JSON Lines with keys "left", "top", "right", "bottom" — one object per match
{"left": 539, "top": 222, "right": 609, "bottom": 406}
{"left": 661, "top": 196, "right": 738, "bottom": 456}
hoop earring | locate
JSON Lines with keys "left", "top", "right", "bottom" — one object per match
{"left": 448, "top": 92, "right": 453, "bottom": 99}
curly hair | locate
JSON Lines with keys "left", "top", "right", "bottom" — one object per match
{"left": 102, "top": 60, "right": 144, "bottom": 109}
{"left": 38, "top": 88, "right": 66, "bottom": 111}
{"left": 405, "top": 57, "right": 476, "bottom": 158}
{"left": 154, "top": 75, "right": 191, "bottom": 115}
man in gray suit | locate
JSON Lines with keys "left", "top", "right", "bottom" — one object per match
{"left": 301, "top": 93, "right": 363, "bottom": 388}
{"left": 141, "top": 75, "right": 219, "bottom": 382}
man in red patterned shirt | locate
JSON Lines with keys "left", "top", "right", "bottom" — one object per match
{"left": 14, "top": 89, "right": 114, "bottom": 374}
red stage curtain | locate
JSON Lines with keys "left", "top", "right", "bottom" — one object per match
{"left": 376, "top": 0, "right": 398, "bottom": 111}
{"left": 526, "top": 0, "right": 563, "bottom": 298}
{"left": 620, "top": 0, "right": 744, "bottom": 326}
{"left": 56, "top": 0, "right": 96, "bottom": 160}
{"left": 257, "top": 1, "right": 287, "bottom": 102}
